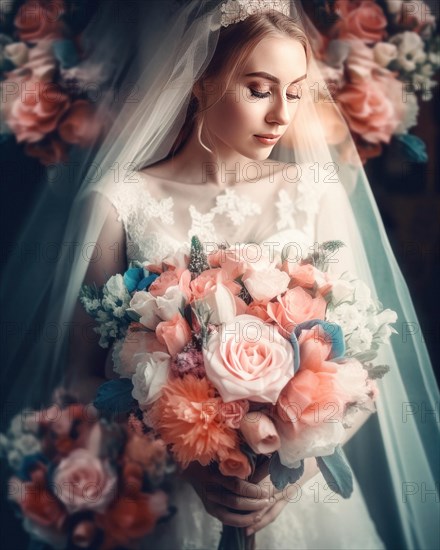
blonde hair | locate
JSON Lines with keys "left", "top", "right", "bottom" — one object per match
{"left": 170, "top": 11, "right": 311, "bottom": 155}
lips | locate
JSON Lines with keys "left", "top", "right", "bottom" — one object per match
{"left": 254, "top": 134, "right": 281, "bottom": 145}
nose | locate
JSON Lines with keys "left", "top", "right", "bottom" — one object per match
{"left": 265, "top": 92, "right": 292, "bottom": 127}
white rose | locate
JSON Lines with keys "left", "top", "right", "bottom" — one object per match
{"left": 131, "top": 351, "right": 171, "bottom": 407}
{"left": 242, "top": 268, "right": 290, "bottom": 303}
{"left": 278, "top": 420, "right": 346, "bottom": 467}
{"left": 373, "top": 42, "right": 398, "bottom": 67}
{"left": 194, "top": 283, "right": 237, "bottom": 325}
{"left": 155, "top": 285, "right": 186, "bottom": 321}
{"left": 128, "top": 291, "right": 160, "bottom": 330}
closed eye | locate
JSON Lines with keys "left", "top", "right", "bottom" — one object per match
{"left": 249, "top": 88, "right": 271, "bottom": 99}
{"left": 249, "top": 88, "right": 301, "bottom": 101}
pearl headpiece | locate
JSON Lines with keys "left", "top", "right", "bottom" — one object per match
{"left": 220, "top": 0, "right": 290, "bottom": 28}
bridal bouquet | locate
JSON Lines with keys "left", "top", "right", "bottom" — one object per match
{"left": 0, "top": 395, "right": 172, "bottom": 550}
{"left": 80, "top": 236, "right": 396, "bottom": 547}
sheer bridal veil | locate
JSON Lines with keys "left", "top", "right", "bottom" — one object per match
{"left": 1, "top": 1, "right": 438, "bottom": 548}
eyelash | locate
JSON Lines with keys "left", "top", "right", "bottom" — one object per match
{"left": 249, "top": 88, "right": 301, "bottom": 101}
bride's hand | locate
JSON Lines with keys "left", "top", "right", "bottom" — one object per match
{"left": 180, "top": 461, "right": 273, "bottom": 528}
{"left": 245, "top": 458, "right": 289, "bottom": 536}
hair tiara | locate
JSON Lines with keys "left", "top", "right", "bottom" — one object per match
{"left": 220, "top": 0, "right": 290, "bottom": 27}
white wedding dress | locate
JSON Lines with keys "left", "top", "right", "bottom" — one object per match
{"left": 100, "top": 164, "right": 385, "bottom": 550}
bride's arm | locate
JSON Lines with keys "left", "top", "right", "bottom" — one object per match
{"left": 64, "top": 196, "right": 127, "bottom": 403}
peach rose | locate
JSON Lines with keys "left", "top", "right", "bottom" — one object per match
{"left": 335, "top": 0, "right": 387, "bottom": 43}
{"left": 203, "top": 314, "right": 294, "bottom": 404}
{"left": 58, "top": 100, "right": 103, "bottom": 147}
{"left": 274, "top": 325, "right": 370, "bottom": 467}
{"left": 245, "top": 301, "right": 272, "bottom": 322}
{"left": 149, "top": 268, "right": 191, "bottom": 299}
{"left": 281, "top": 262, "right": 316, "bottom": 289}
{"left": 267, "top": 287, "right": 327, "bottom": 337}
{"left": 9, "top": 464, "right": 66, "bottom": 529}
{"left": 218, "top": 448, "right": 252, "bottom": 479}
{"left": 337, "top": 75, "right": 401, "bottom": 145}
{"left": 242, "top": 268, "right": 289, "bottom": 303}
{"left": 14, "top": 0, "right": 66, "bottom": 42}
{"left": 53, "top": 449, "right": 117, "bottom": 514}
{"left": 5, "top": 80, "right": 70, "bottom": 143}
{"left": 240, "top": 412, "right": 281, "bottom": 454}
{"left": 156, "top": 313, "right": 192, "bottom": 356}
{"left": 190, "top": 268, "right": 241, "bottom": 300}
{"left": 114, "top": 326, "right": 167, "bottom": 378}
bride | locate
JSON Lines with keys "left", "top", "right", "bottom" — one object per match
{"left": 2, "top": 1, "right": 438, "bottom": 549}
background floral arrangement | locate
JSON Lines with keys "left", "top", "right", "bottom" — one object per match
{"left": 309, "top": 0, "right": 440, "bottom": 162}
{"left": 0, "top": 394, "right": 173, "bottom": 550}
{"left": 0, "top": 0, "right": 111, "bottom": 165}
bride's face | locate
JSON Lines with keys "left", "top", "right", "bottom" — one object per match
{"left": 203, "top": 36, "right": 307, "bottom": 161}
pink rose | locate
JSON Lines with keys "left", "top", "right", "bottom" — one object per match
{"left": 337, "top": 74, "right": 401, "bottom": 145}
{"left": 281, "top": 262, "right": 316, "bottom": 289}
{"left": 335, "top": 0, "right": 387, "bottom": 43}
{"left": 14, "top": 0, "right": 66, "bottom": 42}
{"left": 208, "top": 244, "right": 281, "bottom": 279}
{"left": 240, "top": 412, "right": 281, "bottom": 454}
{"left": 203, "top": 314, "right": 294, "bottom": 404}
{"left": 218, "top": 448, "right": 252, "bottom": 479}
{"left": 58, "top": 100, "right": 103, "bottom": 147}
{"left": 149, "top": 269, "right": 191, "bottom": 299}
{"left": 53, "top": 449, "right": 117, "bottom": 514}
{"left": 5, "top": 80, "right": 70, "bottom": 143}
{"left": 242, "top": 268, "right": 289, "bottom": 303}
{"left": 267, "top": 287, "right": 327, "bottom": 337}
{"left": 156, "top": 314, "right": 192, "bottom": 356}
{"left": 274, "top": 325, "right": 370, "bottom": 466}
{"left": 190, "top": 268, "right": 241, "bottom": 300}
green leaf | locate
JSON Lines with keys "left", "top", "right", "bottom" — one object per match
{"left": 365, "top": 364, "right": 390, "bottom": 380}
{"left": 316, "top": 446, "right": 353, "bottom": 498}
{"left": 269, "top": 453, "right": 304, "bottom": 490}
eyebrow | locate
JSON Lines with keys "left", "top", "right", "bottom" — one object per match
{"left": 245, "top": 71, "right": 307, "bottom": 85}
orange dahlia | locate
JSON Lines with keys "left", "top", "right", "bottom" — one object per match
{"left": 145, "top": 375, "right": 239, "bottom": 468}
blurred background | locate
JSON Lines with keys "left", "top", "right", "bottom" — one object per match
{"left": 1, "top": 0, "right": 439, "bottom": 548}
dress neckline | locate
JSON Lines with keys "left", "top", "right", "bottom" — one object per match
{"left": 136, "top": 164, "right": 287, "bottom": 190}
